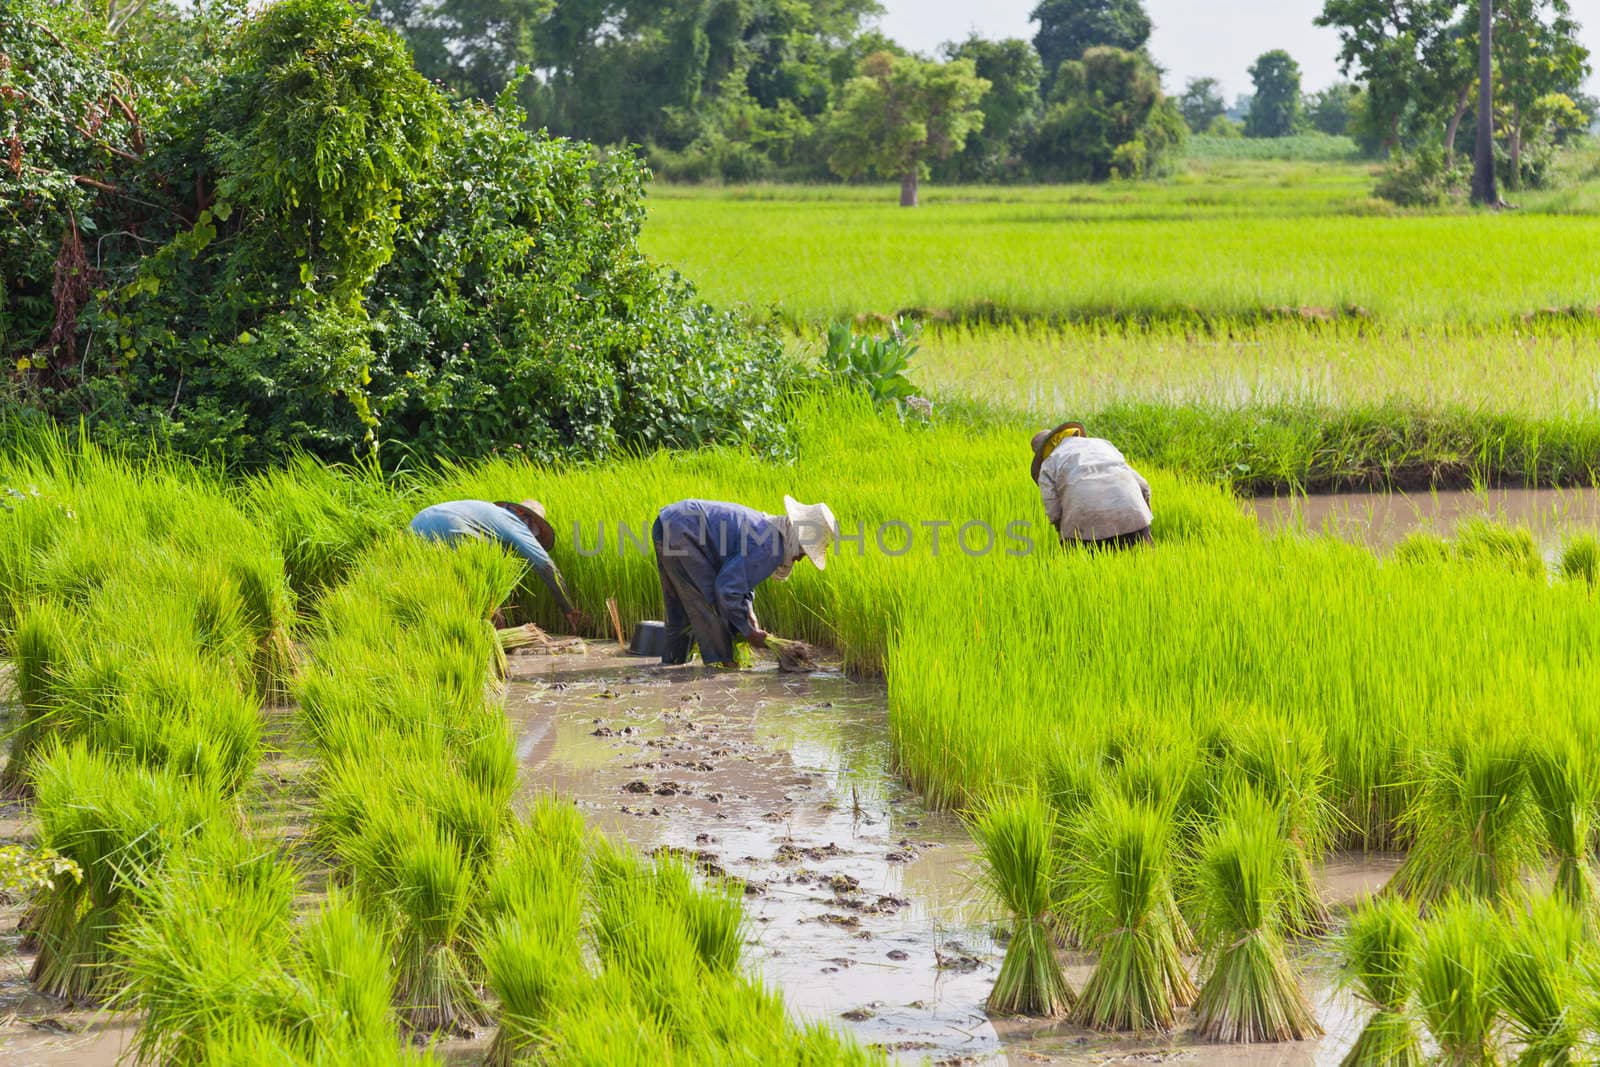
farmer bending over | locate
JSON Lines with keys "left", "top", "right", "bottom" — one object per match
{"left": 1031, "top": 422, "right": 1153, "bottom": 548}
{"left": 653, "top": 497, "right": 837, "bottom": 667}
{"left": 409, "top": 499, "right": 585, "bottom": 630}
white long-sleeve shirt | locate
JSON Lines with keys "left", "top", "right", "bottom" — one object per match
{"left": 1038, "top": 437, "right": 1152, "bottom": 542}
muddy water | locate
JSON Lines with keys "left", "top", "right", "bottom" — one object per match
{"left": 508, "top": 643, "right": 1391, "bottom": 1065}
{"left": 1254, "top": 486, "right": 1600, "bottom": 552}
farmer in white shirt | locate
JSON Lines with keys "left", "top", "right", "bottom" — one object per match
{"left": 1031, "top": 422, "right": 1153, "bottom": 548}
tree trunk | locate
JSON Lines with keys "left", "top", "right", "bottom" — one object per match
{"left": 1471, "top": 0, "right": 1498, "bottom": 206}
{"left": 1444, "top": 87, "right": 1471, "bottom": 170}
{"left": 899, "top": 171, "right": 918, "bottom": 208}
{"left": 1509, "top": 104, "right": 1522, "bottom": 190}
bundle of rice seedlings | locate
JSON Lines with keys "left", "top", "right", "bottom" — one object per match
{"left": 1451, "top": 519, "right": 1544, "bottom": 579}
{"left": 484, "top": 797, "right": 588, "bottom": 925}
{"left": 342, "top": 806, "right": 488, "bottom": 1035}
{"left": 967, "top": 788, "right": 1074, "bottom": 1017}
{"left": 650, "top": 855, "right": 746, "bottom": 975}
{"left": 1416, "top": 895, "right": 1502, "bottom": 1066}
{"left": 222, "top": 550, "right": 300, "bottom": 701}
{"left": 115, "top": 833, "right": 297, "bottom": 1063}
{"left": 1, "top": 599, "right": 82, "bottom": 795}
{"left": 766, "top": 635, "right": 820, "bottom": 673}
{"left": 482, "top": 907, "right": 584, "bottom": 1066}
{"left": 1496, "top": 894, "right": 1588, "bottom": 1065}
{"left": 280, "top": 889, "right": 406, "bottom": 1057}
{"left": 1212, "top": 716, "right": 1341, "bottom": 935}
{"left": 1190, "top": 790, "right": 1321, "bottom": 1042}
{"left": 1339, "top": 896, "right": 1424, "bottom": 1067}
{"left": 1392, "top": 737, "right": 1541, "bottom": 904}
{"left": 1523, "top": 737, "right": 1600, "bottom": 921}
{"left": 30, "top": 743, "right": 228, "bottom": 1003}
{"left": 1558, "top": 533, "right": 1600, "bottom": 588}
{"left": 1070, "top": 793, "right": 1193, "bottom": 1032}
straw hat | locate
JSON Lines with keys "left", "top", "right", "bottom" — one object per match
{"left": 1030, "top": 421, "right": 1086, "bottom": 482}
{"left": 783, "top": 496, "right": 837, "bottom": 571}
{"left": 497, "top": 499, "right": 556, "bottom": 551}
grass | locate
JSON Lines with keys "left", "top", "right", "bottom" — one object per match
{"left": 642, "top": 172, "right": 1600, "bottom": 328}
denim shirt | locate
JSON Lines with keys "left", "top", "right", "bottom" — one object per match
{"left": 654, "top": 500, "right": 789, "bottom": 635}
{"left": 409, "top": 500, "right": 574, "bottom": 613}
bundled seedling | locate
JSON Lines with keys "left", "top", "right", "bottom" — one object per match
{"left": 766, "top": 634, "right": 821, "bottom": 673}
{"left": 1558, "top": 533, "right": 1600, "bottom": 588}
{"left": 1070, "top": 793, "right": 1193, "bottom": 1032}
{"left": 1392, "top": 737, "right": 1541, "bottom": 904}
{"left": 1495, "top": 894, "right": 1589, "bottom": 1066}
{"left": 1, "top": 599, "right": 84, "bottom": 795}
{"left": 1339, "top": 896, "right": 1424, "bottom": 1067}
{"left": 1190, "top": 790, "right": 1321, "bottom": 1042}
{"left": 968, "top": 788, "right": 1074, "bottom": 1017}
{"left": 1524, "top": 736, "right": 1600, "bottom": 922}
{"left": 1416, "top": 895, "right": 1502, "bottom": 1066}
{"left": 30, "top": 743, "right": 228, "bottom": 1004}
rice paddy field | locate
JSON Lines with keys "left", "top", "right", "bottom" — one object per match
{"left": 8, "top": 160, "right": 1600, "bottom": 1063}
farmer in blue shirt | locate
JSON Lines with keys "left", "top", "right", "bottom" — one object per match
{"left": 653, "top": 497, "right": 837, "bottom": 667}
{"left": 408, "top": 499, "right": 584, "bottom": 630}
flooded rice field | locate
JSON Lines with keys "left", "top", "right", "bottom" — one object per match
{"left": 1253, "top": 486, "right": 1600, "bottom": 551}
{"left": 506, "top": 643, "right": 1395, "bottom": 1065}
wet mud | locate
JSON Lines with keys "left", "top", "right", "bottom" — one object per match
{"left": 508, "top": 643, "right": 1395, "bottom": 1064}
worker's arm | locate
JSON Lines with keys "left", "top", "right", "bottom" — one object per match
{"left": 1038, "top": 463, "right": 1063, "bottom": 529}
{"left": 496, "top": 521, "right": 578, "bottom": 616}
{"left": 714, "top": 557, "right": 757, "bottom": 638}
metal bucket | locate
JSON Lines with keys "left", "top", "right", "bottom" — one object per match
{"left": 627, "top": 620, "right": 667, "bottom": 657}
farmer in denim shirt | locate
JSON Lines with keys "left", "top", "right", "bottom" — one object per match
{"left": 409, "top": 499, "right": 585, "bottom": 630}
{"left": 652, "top": 497, "right": 836, "bottom": 667}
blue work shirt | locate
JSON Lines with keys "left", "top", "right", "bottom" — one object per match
{"left": 409, "top": 500, "right": 574, "bottom": 614}
{"left": 655, "top": 500, "right": 790, "bottom": 636}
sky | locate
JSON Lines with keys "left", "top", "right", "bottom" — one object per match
{"left": 874, "top": 0, "right": 1599, "bottom": 99}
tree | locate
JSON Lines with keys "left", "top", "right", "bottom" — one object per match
{"left": 826, "top": 52, "right": 989, "bottom": 206}
{"left": 1030, "top": 0, "right": 1150, "bottom": 93}
{"left": 1316, "top": 0, "right": 1462, "bottom": 152}
{"left": 1245, "top": 50, "right": 1303, "bottom": 137}
{"left": 1027, "top": 46, "right": 1184, "bottom": 181}
{"left": 1493, "top": 0, "right": 1590, "bottom": 187}
{"left": 1471, "top": 0, "right": 1498, "bottom": 203}
{"left": 1178, "top": 77, "right": 1226, "bottom": 133}
{"left": 1304, "top": 82, "right": 1359, "bottom": 135}
{"left": 369, "top": 0, "right": 554, "bottom": 100}
{"left": 940, "top": 35, "right": 1043, "bottom": 180}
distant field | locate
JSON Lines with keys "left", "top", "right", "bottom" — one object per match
{"left": 642, "top": 164, "right": 1600, "bottom": 326}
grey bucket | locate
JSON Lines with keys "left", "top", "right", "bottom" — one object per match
{"left": 627, "top": 620, "right": 667, "bottom": 657}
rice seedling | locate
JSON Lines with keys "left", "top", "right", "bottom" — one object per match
{"left": 1392, "top": 736, "right": 1542, "bottom": 905}
{"left": 1, "top": 598, "right": 83, "bottom": 795}
{"left": 482, "top": 909, "right": 585, "bottom": 1066}
{"left": 1524, "top": 737, "right": 1600, "bottom": 922}
{"left": 29, "top": 742, "right": 229, "bottom": 1004}
{"left": 115, "top": 832, "right": 297, "bottom": 1064}
{"left": 340, "top": 804, "right": 489, "bottom": 1036}
{"left": 765, "top": 635, "right": 821, "bottom": 673}
{"left": 279, "top": 889, "right": 408, "bottom": 1059}
{"left": 1339, "top": 896, "right": 1424, "bottom": 1067}
{"left": 968, "top": 788, "right": 1074, "bottom": 1017}
{"left": 1189, "top": 790, "right": 1322, "bottom": 1043}
{"left": 1070, "top": 793, "right": 1192, "bottom": 1032}
{"left": 1451, "top": 520, "right": 1545, "bottom": 580}
{"left": 1558, "top": 534, "right": 1600, "bottom": 588}
{"left": 648, "top": 856, "right": 746, "bottom": 976}
{"left": 1416, "top": 895, "right": 1503, "bottom": 1066}
{"left": 1495, "top": 894, "right": 1589, "bottom": 1066}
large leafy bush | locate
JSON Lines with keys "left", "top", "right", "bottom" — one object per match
{"left": 2, "top": 0, "right": 786, "bottom": 467}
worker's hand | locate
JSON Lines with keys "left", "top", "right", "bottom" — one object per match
{"left": 565, "top": 609, "right": 589, "bottom": 632}
{"left": 746, "top": 628, "right": 769, "bottom": 649}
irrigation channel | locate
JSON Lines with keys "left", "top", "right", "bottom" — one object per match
{"left": 1252, "top": 486, "right": 1600, "bottom": 553}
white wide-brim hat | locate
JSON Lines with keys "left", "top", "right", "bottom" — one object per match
{"left": 784, "top": 495, "right": 837, "bottom": 571}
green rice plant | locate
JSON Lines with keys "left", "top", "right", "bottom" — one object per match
{"left": 649, "top": 856, "right": 746, "bottom": 976}
{"left": 1558, "top": 534, "right": 1600, "bottom": 588}
{"left": 1416, "top": 895, "right": 1503, "bottom": 1067}
{"left": 967, "top": 788, "right": 1074, "bottom": 1017}
{"left": 276, "top": 889, "right": 409, "bottom": 1060}
{"left": 1339, "top": 896, "right": 1424, "bottom": 1067}
{"left": 1, "top": 598, "right": 84, "bottom": 795}
{"left": 1495, "top": 894, "right": 1590, "bottom": 1066}
{"left": 1189, "top": 790, "right": 1321, "bottom": 1042}
{"left": 340, "top": 804, "right": 488, "bottom": 1036}
{"left": 1070, "top": 793, "right": 1193, "bottom": 1032}
{"left": 1206, "top": 716, "right": 1340, "bottom": 935}
{"left": 1392, "top": 736, "right": 1542, "bottom": 904}
{"left": 29, "top": 742, "right": 229, "bottom": 1004}
{"left": 1392, "top": 531, "right": 1452, "bottom": 565}
{"left": 482, "top": 908, "right": 585, "bottom": 1066}
{"left": 115, "top": 833, "right": 297, "bottom": 1063}
{"left": 1523, "top": 736, "right": 1600, "bottom": 922}
{"left": 1451, "top": 520, "right": 1544, "bottom": 579}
